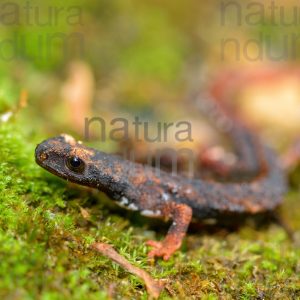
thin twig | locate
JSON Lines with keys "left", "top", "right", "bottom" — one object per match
{"left": 92, "top": 242, "right": 164, "bottom": 299}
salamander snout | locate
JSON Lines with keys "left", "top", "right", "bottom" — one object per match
{"left": 35, "top": 135, "right": 75, "bottom": 167}
{"left": 35, "top": 142, "right": 49, "bottom": 166}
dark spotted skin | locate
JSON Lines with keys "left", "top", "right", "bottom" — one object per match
{"left": 35, "top": 96, "right": 287, "bottom": 260}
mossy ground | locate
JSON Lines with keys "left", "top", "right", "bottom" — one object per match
{"left": 0, "top": 119, "right": 299, "bottom": 300}
{"left": 1, "top": 1, "right": 300, "bottom": 299}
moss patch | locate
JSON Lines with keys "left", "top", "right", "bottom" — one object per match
{"left": 0, "top": 117, "right": 299, "bottom": 299}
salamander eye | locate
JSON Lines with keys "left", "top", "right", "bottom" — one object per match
{"left": 66, "top": 156, "right": 85, "bottom": 173}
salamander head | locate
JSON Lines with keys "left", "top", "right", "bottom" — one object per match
{"left": 35, "top": 134, "right": 103, "bottom": 186}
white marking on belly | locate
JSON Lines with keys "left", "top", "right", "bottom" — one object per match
{"left": 161, "top": 193, "right": 170, "bottom": 201}
{"left": 141, "top": 210, "right": 162, "bottom": 217}
{"left": 119, "top": 196, "right": 129, "bottom": 206}
{"left": 128, "top": 203, "right": 139, "bottom": 211}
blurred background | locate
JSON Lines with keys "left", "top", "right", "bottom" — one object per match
{"left": 1, "top": 0, "right": 300, "bottom": 154}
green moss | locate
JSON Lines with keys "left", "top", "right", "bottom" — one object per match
{"left": 0, "top": 108, "right": 299, "bottom": 299}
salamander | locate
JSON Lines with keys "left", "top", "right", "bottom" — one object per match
{"left": 35, "top": 93, "right": 288, "bottom": 260}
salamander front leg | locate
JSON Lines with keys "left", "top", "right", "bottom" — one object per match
{"left": 146, "top": 203, "right": 192, "bottom": 260}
